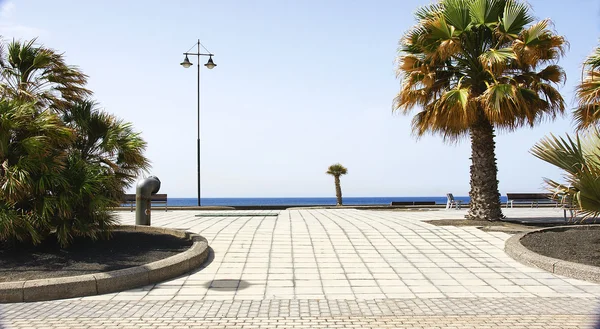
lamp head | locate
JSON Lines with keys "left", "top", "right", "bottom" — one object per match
{"left": 205, "top": 55, "right": 216, "bottom": 69}
{"left": 180, "top": 55, "right": 192, "bottom": 68}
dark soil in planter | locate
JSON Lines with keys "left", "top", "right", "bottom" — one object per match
{"left": 0, "top": 231, "right": 193, "bottom": 282}
{"left": 520, "top": 226, "right": 600, "bottom": 267}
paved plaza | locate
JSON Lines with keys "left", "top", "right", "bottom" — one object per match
{"left": 1, "top": 208, "right": 600, "bottom": 328}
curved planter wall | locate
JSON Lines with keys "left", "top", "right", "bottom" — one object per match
{"left": 505, "top": 225, "right": 600, "bottom": 284}
{"left": 0, "top": 225, "right": 209, "bottom": 303}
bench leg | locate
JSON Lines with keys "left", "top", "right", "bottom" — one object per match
{"left": 564, "top": 208, "right": 574, "bottom": 223}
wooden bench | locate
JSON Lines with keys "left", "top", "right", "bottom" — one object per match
{"left": 390, "top": 201, "right": 436, "bottom": 206}
{"left": 505, "top": 193, "right": 558, "bottom": 208}
{"left": 123, "top": 194, "right": 168, "bottom": 211}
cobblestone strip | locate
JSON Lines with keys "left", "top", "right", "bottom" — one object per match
{"left": 2, "top": 298, "right": 599, "bottom": 320}
{"left": 0, "top": 315, "right": 595, "bottom": 329}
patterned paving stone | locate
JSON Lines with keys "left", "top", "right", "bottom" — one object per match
{"left": 80, "top": 208, "right": 600, "bottom": 302}
{"left": 1, "top": 315, "right": 595, "bottom": 329}
{"left": 1, "top": 208, "right": 599, "bottom": 328}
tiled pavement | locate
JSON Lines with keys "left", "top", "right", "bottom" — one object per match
{"left": 1, "top": 208, "right": 600, "bottom": 328}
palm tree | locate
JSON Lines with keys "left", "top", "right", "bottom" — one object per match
{"left": 52, "top": 100, "right": 150, "bottom": 247}
{"left": 531, "top": 43, "right": 600, "bottom": 220}
{"left": 0, "top": 99, "right": 74, "bottom": 246}
{"left": 0, "top": 38, "right": 149, "bottom": 248}
{"left": 62, "top": 100, "right": 150, "bottom": 192}
{"left": 531, "top": 130, "right": 600, "bottom": 219}
{"left": 574, "top": 45, "right": 600, "bottom": 131}
{"left": 394, "top": 0, "right": 567, "bottom": 220}
{"left": 327, "top": 163, "right": 348, "bottom": 206}
{"left": 0, "top": 39, "right": 91, "bottom": 111}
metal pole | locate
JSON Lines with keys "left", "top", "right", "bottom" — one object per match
{"left": 197, "top": 39, "right": 201, "bottom": 207}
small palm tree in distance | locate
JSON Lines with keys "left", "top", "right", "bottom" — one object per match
{"left": 327, "top": 163, "right": 348, "bottom": 206}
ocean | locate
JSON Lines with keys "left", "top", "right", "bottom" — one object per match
{"left": 161, "top": 196, "right": 509, "bottom": 207}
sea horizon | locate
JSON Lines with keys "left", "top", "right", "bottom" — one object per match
{"left": 155, "top": 196, "right": 510, "bottom": 207}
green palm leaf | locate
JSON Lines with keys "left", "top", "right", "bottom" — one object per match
{"left": 0, "top": 39, "right": 91, "bottom": 110}
{"left": 532, "top": 130, "right": 600, "bottom": 219}
{"left": 443, "top": 0, "right": 472, "bottom": 31}
{"left": 479, "top": 48, "right": 516, "bottom": 71}
{"left": 468, "top": 0, "right": 505, "bottom": 26}
{"left": 414, "top": 3, "right": 444, "bottom": 21}
{"left": 499, "top": 0, "right": 534, "bottom": 37}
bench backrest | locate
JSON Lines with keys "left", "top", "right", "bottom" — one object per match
{"left": 506, "top": 193, "right": 552, "bottom": 200}
{"left": 123, "top": 194, "right": 135, "bottom": 202}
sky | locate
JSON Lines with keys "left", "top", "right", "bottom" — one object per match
{"left": 1, "top": 0, "right": 599, "bottom": 198}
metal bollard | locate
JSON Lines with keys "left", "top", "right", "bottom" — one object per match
{"left": 135, "top": 176, "right": 161, "bottom": 226}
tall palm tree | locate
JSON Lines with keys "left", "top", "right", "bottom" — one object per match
{"left": 394, "top": 0, "right": 567, "bottom": 220}
{"left": 327, "top": 163, "right": 348, "bottom": 206}
{"left": 574, "top": 45, "right": 600, "bottom": 131}
{"left": 0, "top": 39, "right": 91, "bottom": 110}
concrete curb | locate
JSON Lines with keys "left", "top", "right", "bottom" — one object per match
{"left": 0, "top": 226, "right": 209, "bottom": 303}
{"left": 505, "top": 225, "right": 600, "bottom": 283}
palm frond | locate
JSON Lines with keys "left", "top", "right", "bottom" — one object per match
{"left": 532, "top": 130, "right": 600, "bottom": 219}
{"left": 442, "top": 0, "right": 472, "bottom": 31}
{"left": 0, "top": 39, "right": 91, "bottom": 109}
{"left": 414, "top": 3, "right": 444, "bottom": 21}
{"left": 479, "top": 47, "right": 516, "bottom": 73}
{"left": 574, "top": 105, "right": 600, "bottom": 132}
{"left": 499, "top": 0, "right": 534, "bottom": 38}
{"left": 531, "top": 133, "right": 587, "bottom": 174}
{"left": 326, "top": 163, "right": 348, "bottom": 176}
{"left": 573, "top": 45, "right": 600, "bottom": 131}
{"left": 468, "top": 0, "right": 505, "bottom": 27}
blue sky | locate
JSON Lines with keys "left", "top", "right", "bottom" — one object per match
{"left": 1, "top": 0, "right": 599, "bottom": 198}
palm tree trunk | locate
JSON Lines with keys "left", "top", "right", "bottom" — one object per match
{"left": 466, "top": 117, "right": 504, "bottom": 221}
{"left": 334, "top": 176, "right": 343, "bottom": 206}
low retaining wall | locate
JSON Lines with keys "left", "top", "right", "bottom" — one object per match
{"left": 505, "top": 225, "right": 600, "bottom": 283}
{"left": 0, "top": 226, "right": 209, "bottom": 303}
{"left": 112, "top": 204, "right": 564, "bottom": 211}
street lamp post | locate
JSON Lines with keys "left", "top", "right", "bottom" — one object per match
{"left": 180, "top": 40, "right": 217, "bottom": 206}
